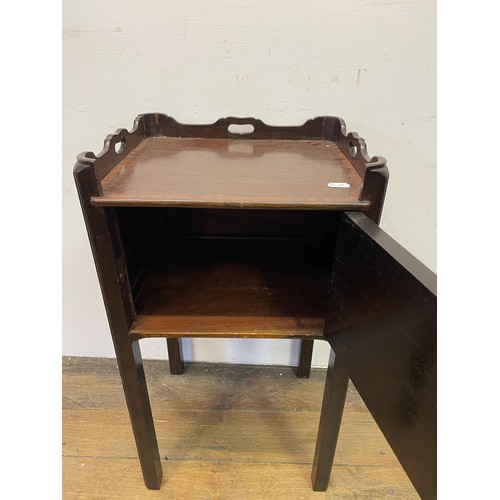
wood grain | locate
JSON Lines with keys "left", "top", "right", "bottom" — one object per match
{"left": 62, "top": 357, "right": 329, "bottom": 413}
{"left": 130, "top": 239, "right": 330, "bottom": 340}
{"left": 132, "top": 315, "right": 325, "bottom": 339}
{"left": 63, "top": 409, "right": 401, "bottom": 466}
{"left": 74, "top": 164, "right": 163, "bottom": 488}
{"left": 325, "top": 212, "right": 436, "bottom": 499}
{"left": 91, "top": 137, "right": 367, "bottom": 209}
{"left": 62, "top": 357, "right": 419, "bottom": 499}
{"left": 73, "top": 114, "right": 393, "bottom": 493}
{"left": 63, "top": 458, "right": 419, "bottom": 500}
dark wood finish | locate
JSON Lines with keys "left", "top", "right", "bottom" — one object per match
{"left": 73, "top": 114, "right": 396, "bottom": 492}
{"left": 129, "top": 239, "right": 329, "bottom": 340}
{"left": 63, "top": 357, "right": 419, "bottom": 498}
{"left": 91, "top": 137, "right": 366, "bottom": 209}
{"left": 324, "top": 212, "right": 436, "bottom": 499}
{"left": 326, "top": 117, "right": 389, "bottom": 224}
{"left": 77, "top": 114, "right": 386, "bottom": 210}
{"left": 361, "top": 165, "right": 389, "bottom": 224}
{"left": 311, "top": 349, "right": 349, "bottom": 491}
{"left": 133, "top": 316, "right": 325, "bottom": 340}
{"left": 114, "top": 206, "right": 159, "bottom": 300}
{"left": 74, "top": 162, "right": 163, "bottom": 489}
{"left": 296, "top": 339, "right": 314, "bottom": 378}
{"left": 166, "top": 207, "right": 318, "bottom": 238}
{"left": 78, "top": 114, "right": 388, "bottom": 381}
{"left": 166, "top": 339, "right": 184, "bottom": 375}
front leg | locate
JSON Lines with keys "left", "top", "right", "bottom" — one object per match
{"left": 311, "top": 348, "right": 349, "bottom": 491}
{"left": 115, "top": 339, "right": 163, "bottom": 489}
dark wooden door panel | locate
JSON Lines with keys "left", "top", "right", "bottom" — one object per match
{"left": 325, "top": 212, "right": 436, "bottom": 499}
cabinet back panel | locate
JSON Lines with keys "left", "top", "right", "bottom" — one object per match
{"left": 115, "top": 207, "right": 340, "bottom": 302}
{"left": 167, "top": 208, "right": 319, "bottom": 240}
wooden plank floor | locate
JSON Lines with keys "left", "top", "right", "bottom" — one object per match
{"left": 62, "top": 356, "right": 419, "bottom": 499}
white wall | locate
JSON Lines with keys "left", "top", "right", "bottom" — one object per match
{"left": 62, "top": 0, "right": 436, "bottom": 366}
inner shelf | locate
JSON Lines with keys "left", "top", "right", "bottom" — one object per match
{"left": 130, "top": 239, "right": 329, "bottom": 340}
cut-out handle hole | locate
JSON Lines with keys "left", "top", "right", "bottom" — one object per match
{"left": 115, "top": 138, "right": 126, "bottom": 154}
{"left": 228, "top": 124, "right": 255, "bottom": 135}
{"left": 348, "top": 141, "right": 357, "bottom": 157}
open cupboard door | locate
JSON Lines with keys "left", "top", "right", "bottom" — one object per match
{"left": 314, "top": 211, "right": 436, "bottom": 499}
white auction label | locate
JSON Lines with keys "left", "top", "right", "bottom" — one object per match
{"left": 327, "top": 182, "right": 350, "bottom": 188}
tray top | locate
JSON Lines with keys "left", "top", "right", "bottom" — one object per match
{"left": 91, "top": 136, "right": 368, "bottom": 209}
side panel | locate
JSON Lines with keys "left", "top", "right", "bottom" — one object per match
{"left": 325, "top": 212, "right": 436, "bottom": 499}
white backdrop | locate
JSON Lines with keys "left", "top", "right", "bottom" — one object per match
{"left": 62, "top": 0, "right": 436, "bottom": 366}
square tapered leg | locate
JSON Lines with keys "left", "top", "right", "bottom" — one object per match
{"left": 311, "top": 348, "right": 349, "bottom": 491}
{"left": 116, "top": 340, "right": 163, "bottom": 489}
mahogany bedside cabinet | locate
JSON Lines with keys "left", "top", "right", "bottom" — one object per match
{"left": 73, "top": 114, "right": 436, "bottom": 498}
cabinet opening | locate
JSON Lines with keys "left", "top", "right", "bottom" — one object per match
{"left": 115, "top": 207, "right": 339, "bottom": 339}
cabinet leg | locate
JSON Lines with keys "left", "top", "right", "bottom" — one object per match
{"left": 117, "top": 340, "right": 163, "bottom": 489}
{"left": 166, "top": 338, "right": 185, "bottom": 375}
{"left": 311, "top": 349, "right": 349, "bottom": 491}
{"left": 296, "top": 339, "right": 314, "bottom": 378}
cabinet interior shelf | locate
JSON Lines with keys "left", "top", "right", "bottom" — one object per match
{"left": 129, "top": 238, "right": 329, "bottom": 340}
{"left": 78, "top": 114, "right": 388, "bottom": 342}
{"left": 73, "top": 114, "right": 434, "bottom": 496}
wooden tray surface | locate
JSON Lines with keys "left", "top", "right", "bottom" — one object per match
{"left": 92, "top": 136, "right": 367, "bottom": 209}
